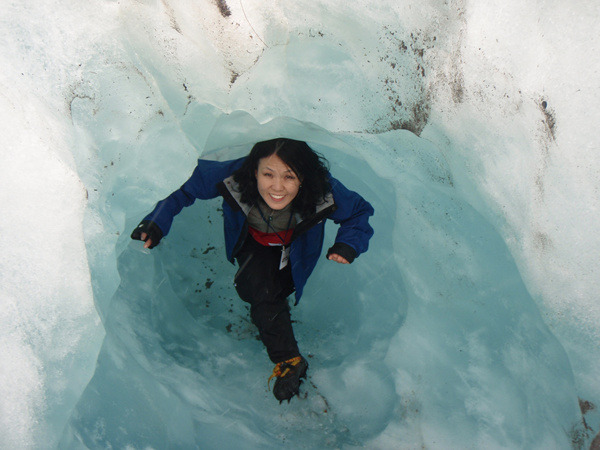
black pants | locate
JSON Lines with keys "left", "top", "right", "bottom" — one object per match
{"left": 234, "top": 237, "right": 300, "bottom": 364}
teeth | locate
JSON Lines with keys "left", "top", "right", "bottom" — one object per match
{"left": 271, "top": 194, "right": 284, "bottom": 199}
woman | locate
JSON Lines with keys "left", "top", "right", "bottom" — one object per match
{"left": 131, "top": 138, "right": 374, "bottom": 402}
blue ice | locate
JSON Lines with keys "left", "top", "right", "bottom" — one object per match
{"left": 60, "top": 111, "right": 582, "bottom": 448}
{"left": 2, "top": 1, "right": 598, "bottom": 449}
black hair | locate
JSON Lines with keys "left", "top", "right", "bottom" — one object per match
{"left": 232, "top": 138, "right": 331, "bottom": 217}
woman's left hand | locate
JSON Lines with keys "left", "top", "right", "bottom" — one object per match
{"left": 328, "top": 253, "right": 350, "bottom": 264}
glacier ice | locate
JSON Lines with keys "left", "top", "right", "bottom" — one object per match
{"left": 1, "top": 0, "right": 600, "bottom": 448}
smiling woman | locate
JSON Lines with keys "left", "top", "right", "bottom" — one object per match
{"left": 256, "top": 154, "right": 301, "bottom": 210}
{"left": 131, "top": 138, "right": 374, "bottom": 402}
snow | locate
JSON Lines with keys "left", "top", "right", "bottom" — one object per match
{"left": 1, "top": 0, "right": 599, "bottom": 448}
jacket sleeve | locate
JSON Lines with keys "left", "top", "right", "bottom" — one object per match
{"left": 327, "top": 176, "right": 374, "bottom": 258}
{"left": 143, "top": 157, "right": 245, "bottom": 237}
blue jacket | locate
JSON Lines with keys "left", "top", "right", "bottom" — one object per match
{"left": 144, "top": 157, "right": 374, "bottom": 302}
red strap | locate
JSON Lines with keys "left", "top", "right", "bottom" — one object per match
{"left": 248, "top": 226, "right": 294, "bottom": 246}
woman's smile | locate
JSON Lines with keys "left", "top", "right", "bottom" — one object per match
{"left": 269, "top": 193, "right": 285, "bottom": 201}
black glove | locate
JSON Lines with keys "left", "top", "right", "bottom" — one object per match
{"left": 326, "top": 242, "right": 357, "bottom": 264}
{"left": 131, "top": 220, "right": 163, "bottom": 249}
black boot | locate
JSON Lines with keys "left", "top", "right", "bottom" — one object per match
{"left": 268, "top": 356, "right": 309, "bottom": 402}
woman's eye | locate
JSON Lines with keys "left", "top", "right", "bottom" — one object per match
{"left": 285, "top": 175, "right": 296, "bottom": 180}
{"left": 263, "top": 172, "right": 273, "bottom": 177}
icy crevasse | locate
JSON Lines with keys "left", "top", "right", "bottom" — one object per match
{"left": 1, "top": 0, "right": 599, "bottom": 449}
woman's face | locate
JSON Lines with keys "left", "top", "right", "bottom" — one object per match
{"left": 255, "top": 153, "right": 301, "bottom": 210}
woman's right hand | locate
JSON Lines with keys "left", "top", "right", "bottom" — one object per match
{"left": 131, "top": 220, "right": 163, "bottom": 249}
{"left": 140, "top": 232, "right": 153, "bottom": 249}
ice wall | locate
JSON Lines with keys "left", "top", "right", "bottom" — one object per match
{"left": 1, "top": 0, "right": 599, "bottom": 448}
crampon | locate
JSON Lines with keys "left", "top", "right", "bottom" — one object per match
{"left": 268, "top": 356, "right": 308, "bottom": 403}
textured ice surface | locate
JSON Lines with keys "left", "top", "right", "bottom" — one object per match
{"left": 1, "top": 0, "right": 599, "bottom": 448}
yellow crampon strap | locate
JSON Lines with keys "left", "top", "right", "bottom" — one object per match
{"left": 268, "top": 356, "right": 303, "bottom": 388}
